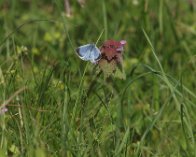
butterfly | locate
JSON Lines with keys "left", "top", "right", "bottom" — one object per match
{"left": 76, "top": 44, "right": 101, "bottom": 63}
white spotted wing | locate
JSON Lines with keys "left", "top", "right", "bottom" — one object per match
{"left": 76, "top": 44, "right": 101, "bottom": 63}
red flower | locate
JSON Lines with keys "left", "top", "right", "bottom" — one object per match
{"left": 100, "top": 40, "right": 126, "bottom": 62}
{"left": 98, "top": 40, "right": 126, "bottom": 78}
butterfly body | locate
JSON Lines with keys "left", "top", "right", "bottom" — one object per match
{"left": 76, "top": 44, "right": 101, "bottom": 63}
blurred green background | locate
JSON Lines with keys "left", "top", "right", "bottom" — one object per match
{"left": 0, "top": 0, "right": 195, "bottom": 156}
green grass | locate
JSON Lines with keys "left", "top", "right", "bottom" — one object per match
{"left": 0, "top": 0, "right": 196, "bottom": 156}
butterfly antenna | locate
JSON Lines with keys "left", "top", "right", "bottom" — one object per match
{"left": 95, "top": 29, "right": 105, "bottom": 46}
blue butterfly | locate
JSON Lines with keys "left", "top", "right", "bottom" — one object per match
{"left": 76, "top": 44, "right": 101, "bottom": 63}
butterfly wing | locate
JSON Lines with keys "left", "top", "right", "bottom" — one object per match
{"left": 76, "top": 44, "right": 92, "bottom": 61}
{"left": 90, "top": 46, "right": 101, "bottom": 63}
{"left": 76, "top": 44, "right": 101, "bottom": 63}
